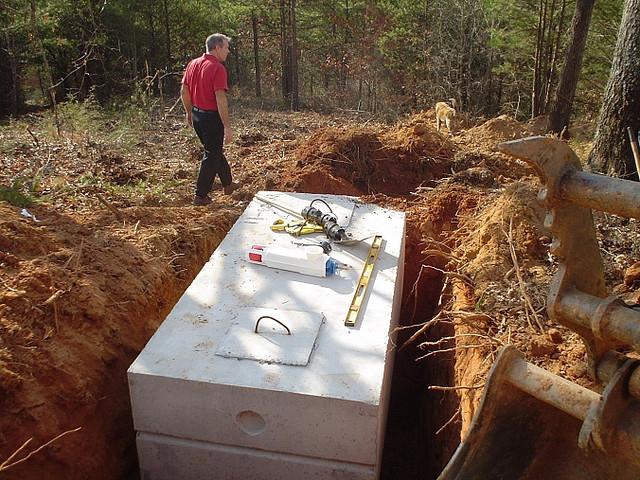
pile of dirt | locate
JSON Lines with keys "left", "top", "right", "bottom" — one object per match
{"left": 448, "top": 115, "right": 538, "bottom": 185}
{"left": 460, "top": 114, "right": 536, "bottom": 146}
{"left": 525, "top": 115, "right": 550, "bottom": 135}
{"left": 289, "top": 114, "right": 455, "bottom": 195}
{"left": 455, "top": 180, "right": 548, "bottom": 283}
{"left": 428, "top": 179, "right": 640, "bottom": 434}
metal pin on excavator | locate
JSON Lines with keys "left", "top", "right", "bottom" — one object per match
{"left": 439, "top": 137, "right": 640, "bottom": 480}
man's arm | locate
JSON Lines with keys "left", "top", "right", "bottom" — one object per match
{"left": 181, "top": 83, "right": 192, "bottom": 126}
{"left": 215, "top": 89, "right": 233, "bottom": 144}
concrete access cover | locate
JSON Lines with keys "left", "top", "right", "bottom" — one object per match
{"left": 215, "top": 307, "right": 325, "bottom": 366}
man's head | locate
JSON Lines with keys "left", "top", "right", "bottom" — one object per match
{"left": 206, "top": 33, "right": 231, "bottom": 62}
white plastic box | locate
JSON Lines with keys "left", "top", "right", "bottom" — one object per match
{"left": 128, "top": 191, "right": 405, "bottom": 480}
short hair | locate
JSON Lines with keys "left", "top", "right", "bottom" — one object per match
{"left": 206, "top": 33, "right": 231, "bottom": 53}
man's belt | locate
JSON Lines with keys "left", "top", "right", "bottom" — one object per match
{"left": 192, "top": 106, "right": 217, "bottom": 113}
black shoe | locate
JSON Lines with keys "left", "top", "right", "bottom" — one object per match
{"left": 193, "top": 195, "right": 212, "bottom": 206}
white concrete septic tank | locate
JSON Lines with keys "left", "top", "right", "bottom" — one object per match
{"left": 128, "top": 191, "right": 405, "bottom": 480}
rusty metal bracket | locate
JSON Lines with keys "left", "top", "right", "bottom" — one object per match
{"left": 499, "top": 137, "right": 640, "bottom": 371}
{"left": 499, "top": 137, "right": 613, "bottom": 372}
{"left": 438, "top": 346, "right": 640, "bottom": 479}
{"left": 498, "top": 136, "right": 640, "bottom": 454}
{"left": 440, "top": 136, "right": 640, "bottom": 479}
{"left": 579, "top": 358, "right": 640, "bottom": 466}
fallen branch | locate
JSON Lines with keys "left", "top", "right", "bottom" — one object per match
{"left": 416, "top": 343, "right": 485, "bottom": 361}
{"left": 166, "top": 94, "right": 184, "bottom": 116}
{"left": 419, "top": 333, "right": 503, "bottom": 349}
{"left": 96, "top": 193, "right": 123, "bottom": 221}
{"left": 26, "top": 126, "right": 39, "bottom": 147}
{"left": 398, "top": 311, "right": 445, "bottom": 352}
{"left": 0, "top": 427, "right": 82, "bottom": 472}
{"left": 503, "top": 216, "right": 545, "bottom": 333}
{"left": 428, "top": 383, "right": 485, "bottom": 391}
{"left": 436, "top": 406, "right": 461, "bottom": 436}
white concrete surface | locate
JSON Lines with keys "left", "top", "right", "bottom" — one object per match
{"left": 128, "top": 191, "right": 405, "bottom": 479}
{"left": 137, "top": 432, "right": 374, "bottom": 480}
{"left": 215, "top": 307, "right": 324, "bottom": 366}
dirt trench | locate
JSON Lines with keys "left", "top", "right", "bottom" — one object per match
{"left": 381, "top": 216, "right": 459, "bottom": 479}
{"left": 0, "top": 195, "right": 464, "bottom": 480}
{"left": 2, "top": 110, "right": 560, "bottom": 479}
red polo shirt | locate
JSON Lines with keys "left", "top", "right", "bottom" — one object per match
{"left": 182, "top": 53, "right": 228, "bottom": 111}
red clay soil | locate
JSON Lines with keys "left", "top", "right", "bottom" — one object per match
{"left": 2, "top": 106, "right": 639, "bottom": 479}
{"left": 0, "top": 203, "right": 238, "bottom": 479}
{"left": 291, "top": 116, "right": 454, "bottom": 195}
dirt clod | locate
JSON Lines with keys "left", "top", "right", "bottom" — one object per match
{"left": 531, "top": 335, "right": 558, "bottom": 357}
{"left": 624, "top": 261, "right": 640, "bottom": 286}
{"left": 548, "top": 328, "right": 564, "bottom": 344}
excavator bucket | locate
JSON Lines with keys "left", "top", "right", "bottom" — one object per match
{"left": 438, "top": 347, "right": 640, "bottom": 480}
{"left": 438, "top": 137, "right": 640, "bottom": 480}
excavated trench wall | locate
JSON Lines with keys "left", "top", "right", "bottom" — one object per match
{"left": 381, "top": 229, "right": 459, "bottom": 480}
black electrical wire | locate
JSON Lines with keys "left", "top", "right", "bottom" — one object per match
{"left": 309, "top": 198, "right": 334, "bottom": 214}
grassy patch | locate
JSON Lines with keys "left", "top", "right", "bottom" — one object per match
{"left": 42, "top": 98, "right": 103, "bottom": 139}
{"left": 0, "top": 180, "right": 39, "bottom": 207}
{"left": 102, "top": 178, "right": 186, "bottom": 204}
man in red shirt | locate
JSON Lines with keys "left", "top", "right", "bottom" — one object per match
{"left": 181, "top": 33, "right": 238, "bottom": 205}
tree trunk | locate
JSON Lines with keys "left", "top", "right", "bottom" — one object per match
{"left": 544, "top": 0, "right": 567, "bottom": 111}
{"left": 252, "top": 12, "right": 262, "bottom": 98}
{"left": 538, "top": 0, "right": 551, "bottom": 114}
{"left": 4, "top": 30, "right": 19, "bottom": 116}
{"left": 532, "top": 0, "right": 545, "bottom": 117}
{"left": 232, "top": 39, "right": 241, "bottom": 86}
{"left": 30, "top": 0, "right": 59, "bottom": 133}
{"left": 146, "top": 1, "right": 157, "bottom": 70}
{"left": 132, "top": 24, "right": 139, "bottom": 81}
{"left": 161, "top": 0, "right": 171, "bottom": 66}
{"left": 290, "top": 0, "right": 299, "bottom": 110}
{"left": 341, "top": 0, "right": 350, "bottom": 89}
{"left": 541, "top": 0, "right": 557, "bottom": 108}
{"left": 280, "top": 0, "right": 291, "bottom": 100}
{"left": 329, "top": 1, "right": 336, "bottom": 90}
{"left": 588, "top": 0, "right": 640, "bottom": 179}
{"left": 547, "top": 0, "right": 596, "bottom": 134}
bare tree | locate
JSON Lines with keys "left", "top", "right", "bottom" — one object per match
{"left": 280, "top": 0, "right": 290, "bottom": 100}
{"left": 290, "top": 0, "right": 299, "bottom": 110}
{"left": 252, "top": 11, "right": 262, "bottom": 98}
{"left": 3, "top": 30, "right": 19, "bottom": 115}
{"left": 161, "top": 0, "right": 171, "bottom": 66}
{"left": 588, "top": 0, "right": 640, "bottom": 178}
{"left": 29, "top": 0, "right": 59, "bottom": 133}
{"left": 279, "top": 0, "right": 299, "bottom": 110}
{"left": 543, "top": 0, "right": 567, "bottom": 111}
{"left": 530, "top": 0, "right": 564, "bottom": 116}
{"left": 547, "top": 0, "right": 596, "bottom": 134}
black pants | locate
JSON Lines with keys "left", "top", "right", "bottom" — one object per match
{"left": 192, "top": 109, "right": 232, "bottom": 197}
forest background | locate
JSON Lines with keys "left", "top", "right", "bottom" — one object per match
{"left": 0, "top": 0, "right": 624, "bottom": 122}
